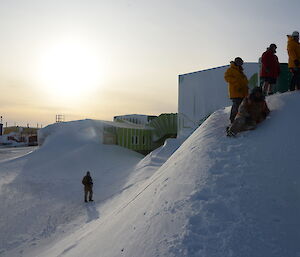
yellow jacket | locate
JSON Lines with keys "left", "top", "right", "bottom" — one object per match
{"left": 287, "top": 36, "right": 300, "bottom": 68}
{"left": 224, "top": 62, "right": 248, "bottom": 99}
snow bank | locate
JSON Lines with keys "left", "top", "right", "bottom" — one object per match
{"left": 0, "top": 120, "right": 145, "bottom": 256}
{"left": 2, "top": 92, "right": 300, "bottom": 257}
{"left": 38, "top": 119, "right": 106, "bottom": 146}
{"left": 48, "top": 92, "right": 300, "bottom": 257}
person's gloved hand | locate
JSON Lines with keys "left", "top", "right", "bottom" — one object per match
{"left": 294, "top": 59, "right": 300, "bottom": 67}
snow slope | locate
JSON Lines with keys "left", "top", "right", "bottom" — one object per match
{"left": 1, "top": 92, "right": 300, "bottom": 257}
{"left": 0, "top": 120, "right": 144, "bottom": 256}
{"left": 0, "top": 146, "right": 36, "bottom": 163}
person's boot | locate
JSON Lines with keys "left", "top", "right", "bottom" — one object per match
{"left": 89, "top": 199, "right": 94, "bottom": 202}
{"left": 226, "top": 129, "right": 236, "bottom": 137}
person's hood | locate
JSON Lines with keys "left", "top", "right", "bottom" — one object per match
{"left": 230, "top": 61, "right": 236, "bottom": 67}
{"left": 287, "top": 35, "right": 297, "bottom": 42}
{"left": 230, "top": 61, "right": 243, "bottom": 71}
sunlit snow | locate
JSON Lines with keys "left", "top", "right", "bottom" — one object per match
{"left": 1, "top": 92, "right": 300, "bottom": 257}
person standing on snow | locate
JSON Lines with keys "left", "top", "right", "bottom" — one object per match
{"left": 287, "top": 31, "right": 300, "bottom": 91}
{"left": 226, "top": 87, "right": 270, "bottom": 137}
{"left": 260, "top": 44, "right": 280, "bottom": 95}
{"left": 224, "top": 57, "right": 249, "bottom": 124}
{"left": 82, "top": 171, "right": 94, "bottom": 202}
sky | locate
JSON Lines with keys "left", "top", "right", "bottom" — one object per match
{"left": 0, "top": 0, "right": 299, "bottom": 127}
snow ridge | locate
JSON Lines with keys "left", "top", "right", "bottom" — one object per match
{"left": 1, "top": 92, "right": 300, "bottom": 257}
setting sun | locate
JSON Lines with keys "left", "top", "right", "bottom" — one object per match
{"left": 36, "top": 40, "right": 103, "bottom": 101}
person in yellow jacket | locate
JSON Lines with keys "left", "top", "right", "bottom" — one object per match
{"left": 287, "top": 31, "right": 300, "bottom": 91}
{"left": 224, "top": 57, "right": 249, "bottom": 123}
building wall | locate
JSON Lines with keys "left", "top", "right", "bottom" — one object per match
{"left": 4, "top": 126, "right": 38, "bottom": 135}
{"left": 114, "top": 114, "right": 157, "bottom": 125}
{"left": 178, "top": 63, "right": 259, "bottom": 136}
{"left": 149, "top": 113, "right": 177, "bottom": 142}
{"left": 116, "top": 127, "right": 153, "bottom": 154}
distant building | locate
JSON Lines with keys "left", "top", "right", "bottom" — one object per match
{"left": 114, "top": 114, "right": 157, "bottom": 125}
{"left": 56, "top": 114, "right": 65, "bottom": 123}
{"left": 105, "top": 113, "right": 178, "bottom": 155}
{"left": 0, "top": 116, "right": 3, "bottom": 136}
{"left": 1, "top": 126, "right": 39, "bottom": 146}
{"left": 38, "top": 114, "right": 178, "bottom": 155}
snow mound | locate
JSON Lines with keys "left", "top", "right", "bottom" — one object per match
{"left": 2, "top": 92, "right": 300, "bottom": 257}
{"left": 0, "top": 119, "right": 145, "bottom": 256}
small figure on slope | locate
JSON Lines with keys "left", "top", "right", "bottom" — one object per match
{"left": 82, "top": 171, "right": 94, "bottom": 202}
{"left": 227, "top": 87, "right": 270, "bottom": 137}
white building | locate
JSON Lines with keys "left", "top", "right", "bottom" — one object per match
{"left": 178, "top": 63, "right": 259, "bottom": 136}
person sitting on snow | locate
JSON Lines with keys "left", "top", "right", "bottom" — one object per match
{"left": 82, "top": 171, "right": 94, "bottom": 202}
{"left": 227, "top": 87, "right": 270, "bottom": 137}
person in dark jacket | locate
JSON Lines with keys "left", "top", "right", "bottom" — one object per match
{"left": 260, "top": 44, "right": 280, "bottom": 95}
{"left": 227, "top": 87, "right": 270, "bottom": 137}
{"left": 82, "top": 171, "right": 93, "bottom": 202}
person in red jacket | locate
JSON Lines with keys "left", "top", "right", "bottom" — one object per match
{"left": 260, "top": 44, "right": 280, "bottom": 95}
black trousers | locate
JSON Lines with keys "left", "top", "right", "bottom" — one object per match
{"left": 84, "top": 186, "right": 93, "bottom": 201}
{"left": 230, "top": 98, "right": 243, "bottom": 123}
{"left": 290, "top": 70, "right": 300, "bottom": 91}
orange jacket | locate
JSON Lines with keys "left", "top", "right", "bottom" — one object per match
{"left": 287, "top": 36, "right": 300, "bottom": 68}
{"left": 224, "top": 62, "right": 249, "bottom": 99}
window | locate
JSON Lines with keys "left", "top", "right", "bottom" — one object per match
{"left": 142, "top": 136, "right": 145, "bottom": 145}
{"left": 132, "top": 135, "right": 139, "bottom": 145}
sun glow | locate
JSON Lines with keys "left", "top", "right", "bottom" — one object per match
{"left": 37, "top": 40, "right": 104, "bottom": 101}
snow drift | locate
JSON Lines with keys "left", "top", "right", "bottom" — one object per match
{"left": 1, "top": 92, "right": 300, "bottom": 257}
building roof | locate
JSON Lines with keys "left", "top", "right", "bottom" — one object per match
{"left": 102, "top": 120, "right": 154, "bottom": 130}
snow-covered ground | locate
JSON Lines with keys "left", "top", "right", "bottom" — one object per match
{"left": 0, "top": 146, "right": 36, "bottom": 163}
{"left": 1, "top": 92, "right": 300, "bottom": 257}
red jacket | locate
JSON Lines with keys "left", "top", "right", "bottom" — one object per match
{"left": 260, "top": 49, "right": 280, "bottom": 78}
